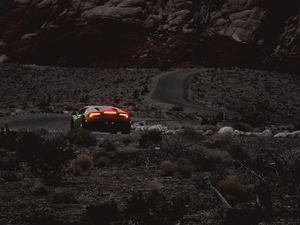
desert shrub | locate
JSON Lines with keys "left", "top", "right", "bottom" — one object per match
{"left": 0, "top": 155, "right": 18, "bottom": 171}
{"left": 176, "top": 158, "right": 194, "bottom": 177}
{"left": 218, "top": 176, "right": 251, "bottom": 204}
{"left": 85, "top": 202, "right": 122, "bottom": 225}
{"left": 95, "top": 156, "right": 111, "bottom": 168}
{"left": 28, "top": 210, "right": 63, "bottom": 225}
{"left": 16, "top": 131, "right": 73, "bottom": 184}
{"left": 213, "top": 133, "right": 234, "bottom": 147}
{"left": 124, "top": 190, "right": 187, "bottom": 225}
{"left": 72, "top": 153, "right": 93, "bottom": 173}
{"left": 149, "top": 178, "right": 163, "bottom": 193}
{"left": 0, "top": 170, "right": 19, "bottom": 182}
{"left": 31, "top": 183, "right": 51, "bottom": 196}
{"left": 204, "top": 133, "right": 237, "bottom": 149}
{"left": 0, "top": 127, "right": 18, "bottom": 150}
{"left": 117, "top": 148, "right": 140, "bottom": 158}
{"left": 139, "top": 131, "right": 162, "bottom": 148}
{"left": 160, "top": 160, "right": 177, "bottom": 176}
{"left": 121, "top": 135, "right": 132, "bottom": 146}
{"left": 201, "top": 124, "right": 218, "bottom": 131}
{"left": 68, "top": 128, "right": 96, "bottom": 147}
{"left": 199, "top": 148, "right": 233, "bottom": 171}
{"left": 182, "top": 126, "right": 198, "bottom": 138}
{"left": 100, "top": 138, "right": 116, "bottom": 151}
{"left": 37, "top": 93, "right": 51, "bottom": 112}
{"left": 237, "top": 100, "right": 272, "bottom": 127}
{"left": 225, "top": 143, "right": 249, "bottom": 161}
{"left": 51, "top": 191, "right": 78, "bottom": 204}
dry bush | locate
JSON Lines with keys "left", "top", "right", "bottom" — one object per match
{"left": 200, "top": 124, "right": 217, "bottom": 131}
{"left": 149, "top": 178, "right": 163, "bottom": 193}
{"left": 203, "top": 133, "right": 236, "bottom": 148}
{"left": 176, "top": 158, "right": 194, "bottom": 177}
{"left": 16, "top": 131, "right": 73, "bottom": 184}
{"left": 225, "top": 143, "right": 249, "bottom": 161}
{"left": 68, "top": 128, "right": 96, "bottom": 147}
{"left": 139, "top": 131, "right": 162, "bottom": 148}
{"left": 213, "top": 134, "right": 234, "bottom": 147}
{"left": 218, "top": 176, "right": 251, "bottom": 204}
{"left": 121, "top": 135, "right": 132, "bottom": 146}
{"left": 124, "top": 190, "right": 187, "bottom": 225}
{"left": 117, "top": 148, "right": 140, "bottom": 158}
{"left": 31, "top": 183, "right": 51, "bottom": 196}
{"left": 94, "top": 156, "right": 111, "bottom": 168}
{"left": 100, "top": 138, "right": 116, "bottom": 151}
{"left": 182, "top": 126, "right": 198, "bottom": 137}
{"left": 72, "top": 153, "right": 93, "bottom": 173}
{"left": 160, "top": 160, "right": 177, "bottom": 176}
{"left": 200, "top": 148, "right": 233, "bottom": 171}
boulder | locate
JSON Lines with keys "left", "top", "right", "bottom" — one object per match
{"left": 81, "top": 5, "right": 143, "bottom": 20}
{"left": 218, "top": 127, "right": 234, "bottom": 136}
{"left": 0, "top": 54, "right": 9, "bottom": 63}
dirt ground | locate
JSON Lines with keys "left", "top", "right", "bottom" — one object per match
{"left": 1, "top": 128, "right": 300, "bottom": 225}
{"left": 190, "top": 68, "right": 300, "bottom": 125}
{"left": 0, "top": 64, "right": 159, "bottom": 118}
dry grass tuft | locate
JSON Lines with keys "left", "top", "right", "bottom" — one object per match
{"left": 218, "top": 176, "right": 250, "bottom": 204}
{"left": 72, "top": 153, "right": 93, "bottom": 173}
{"left": 117, "top": 148, "right": 140, "bottom": 158}
{"left": 160, "top": 160, "right": 177, "bottom": 176}
{"left": 176, "top": 158, "right": 194, "bottom": 177}
{"left": 214, "top": 133, "right": 234, "bottom": 147}
{"left": 149, "top": 178, "right": 163, "bottom": 193}
{"left": 94, "top": 156, "right": 110, "bottom": 168}
{"left": 100, "top": 138, "right": 117, "bottom": 151}
{"left": 68, "top": 128, "right": 96, "bottom": 146}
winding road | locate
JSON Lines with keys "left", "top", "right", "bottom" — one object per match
{"left": 150, "top": 69, "right": 223, "bottom": 115}
{"left": 0, "top": 69, "right": 230, "bottom": 130}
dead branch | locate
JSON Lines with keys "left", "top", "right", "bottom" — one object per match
{"left": 204, "top": 176, "right": 233, "bottom": 209}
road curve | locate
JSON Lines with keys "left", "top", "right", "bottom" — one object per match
{"left": 149, "top": 69, "right": 227, "bottom": 116}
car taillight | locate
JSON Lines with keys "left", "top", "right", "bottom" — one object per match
{"left": 119, "top": 113, "right": 129, "bottom": 119}
{"left": 103, "top": 110, "right": 117, "bottom": 115}
{"left": 89, "top": 112, "right": 101, "bottom": 118}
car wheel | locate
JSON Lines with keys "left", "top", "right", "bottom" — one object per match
{"left": 81, "top": 116, "right": 87, "bottom": 129}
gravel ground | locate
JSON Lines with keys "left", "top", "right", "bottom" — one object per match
{"left": 0, "top": 64, "right": 159, "bottom": 117}
{"left": 190, "top": 68, "right": 300, "bottom": 125}
{"left": 1, "top": 129, "right": 300, "bottom": 225}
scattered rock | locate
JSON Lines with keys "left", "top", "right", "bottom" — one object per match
{"left": 218, "top": 127, "right": 234, "bottom": 136}
{"left": 31, "top": 183, "right": 52, "bottom": 196}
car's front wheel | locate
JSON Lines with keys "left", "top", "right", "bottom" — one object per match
{"left": 81, "top": 116, "right": 88, "bottom": 129}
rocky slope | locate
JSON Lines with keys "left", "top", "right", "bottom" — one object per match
{"left": 0, "top": 0, "right": 299, "bottom": 71}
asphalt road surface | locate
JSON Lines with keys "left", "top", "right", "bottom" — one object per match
{"left": 150, "top": 68, "right": 224, "bottom": 115}
{"left": 0, "top": 69, "right": 230, "bottom": 130}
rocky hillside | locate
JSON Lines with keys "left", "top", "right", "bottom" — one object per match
{"left": 0, "top": 0, "right": 299, "bottom": 71}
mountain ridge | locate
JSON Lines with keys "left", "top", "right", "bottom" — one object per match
{"left": 0, "top": 0, "right": 299, "bottom": 72}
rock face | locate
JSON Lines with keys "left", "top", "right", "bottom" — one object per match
{"left": 0, "top": 0, "right": 299, "bottom": 71}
